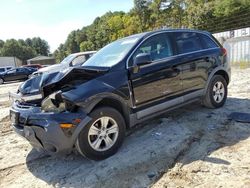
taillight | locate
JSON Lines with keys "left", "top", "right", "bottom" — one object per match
{"left": 221, "top": 48, "right": 227, "bottom": 56}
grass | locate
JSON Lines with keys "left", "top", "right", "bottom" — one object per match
{"left": 231, "top": 60, "right": 250, "bottom": 69}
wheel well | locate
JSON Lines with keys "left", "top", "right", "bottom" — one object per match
{"left": 92, "top": 98, "right": 130, "bottom": 129}
{"left": 214, "top": 70, "right": 229, "bottom": 85}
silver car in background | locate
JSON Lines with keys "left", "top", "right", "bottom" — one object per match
{"left": 31, "top": 51, "right": 96, "bottom": 77}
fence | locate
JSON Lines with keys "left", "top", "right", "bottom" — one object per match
{"left": 213, "top": 27, "right": 250, "bottom": 66}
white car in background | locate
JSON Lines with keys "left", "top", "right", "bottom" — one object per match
{"left": 31, "top": 51, "right": 96, "bottom": 77}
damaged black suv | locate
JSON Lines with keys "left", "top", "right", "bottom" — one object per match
{"left": 10, "top": 29, "right": 230, "bottom": 160}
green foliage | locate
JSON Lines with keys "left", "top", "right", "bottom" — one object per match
{"left": 80, "top": 41, "right": 95, "bottom": 52}
{"left": 53, "top": 0, "right": 250, "bottom": 62}
{"left": 0, "top": 37, "right": 49, "bottom": 61}
{"left": 53, "top": 44, "right": 67, "bottom": 63}
{"left": 0, "top": 39, "right": 36, "bottom": 61}
{"left": 0, "top": 40, "right": 4, "bottom": 48}
{"left": 28, "top": 37, "right": 50, "bottom": 56}
{"left": 213, "top": 0, "right": 250, "bottom": 17}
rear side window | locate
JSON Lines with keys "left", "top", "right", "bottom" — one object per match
{"left": 0, "top": 68, "right": 5, "bottom": 72}
{"left": 199, "top": 34, "right": 218, "bottom": 49}
{"left": 175, "top": 32, "right": 203, "bottom": 54}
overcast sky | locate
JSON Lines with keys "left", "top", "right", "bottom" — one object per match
{"left": 0, "top": 0, "right": 134, "bottom": 52}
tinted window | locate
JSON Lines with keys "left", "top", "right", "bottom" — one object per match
{"left": 199, "top": 34, "right": 218, "bottom": 49}
{"left": 0, "top": 68, "right": 5, "bottom": 72}
{"left": 175, "top": 32, "right": 202, "bottom": 54}
{"left": 17, "top": 68, "right": 22, "bottom": 72}
{"left": 133, "top": 33, "right": 173, "bottom": 62}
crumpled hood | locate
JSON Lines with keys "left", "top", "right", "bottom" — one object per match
{"left": 36, "top": 64, "right": 66, "bottom": 74}
{"left": 19, "top": 67, "right": 109, "bottom": 98}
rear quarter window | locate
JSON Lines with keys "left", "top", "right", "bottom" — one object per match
{"left": 174, "top": 32, "right": 203, "bottom": 54}
{"left": 199, "top": 34, "right": 219, "bottom": 49}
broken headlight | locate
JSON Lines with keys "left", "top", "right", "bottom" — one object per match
{"left": 41, "top": 92, "right": 66, "bottom": 113}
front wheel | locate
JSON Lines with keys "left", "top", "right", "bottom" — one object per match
{"left": 76, "top": 107, "right": 126, "bottom": 160}
{"left": 0, "top": 78, "right": 4, "bottom": 85}
{"left": 203, "top": 75, "right": 228, "bottom": 108}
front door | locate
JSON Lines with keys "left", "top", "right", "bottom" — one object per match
{"left": 129, "top": 33, "right": 183, "bottom": 114}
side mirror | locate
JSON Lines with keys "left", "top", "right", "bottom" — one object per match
{"left": 134, "top": 53, "right": 152, "bottom": 67}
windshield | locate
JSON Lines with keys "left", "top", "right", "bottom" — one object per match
{"left": 61, "top": 54, "right": 75, "bottom": 65}
{"left": 83, "top": 36, "right": 140, "bottom": 67}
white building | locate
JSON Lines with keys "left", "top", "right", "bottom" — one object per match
{"left": 0, "top": 57, "right": 22, "bottom": 68}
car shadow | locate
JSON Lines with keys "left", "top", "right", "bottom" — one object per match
{"left": 25, "top": 97, "right": 250, "bottom": 187}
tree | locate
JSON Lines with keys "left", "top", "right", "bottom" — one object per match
{"left": 213, "top": 0, "right": 250, "bottom": 17}
{"left": 30, "top": 37, "right": 50, "bottom": 56}
{"left": 133, "top": 0, "right": 151, "bottom": 31}
{"left": 64, "top": 31, "right": 80, "bottom": 54}
{"left": 53, "top": 0, "right": 250, "bottom": 59}
{"left": 1, "top": 39, "right": 36, "bottom": 61}
{"left": 0, "top": 40, "right": 4, "bottom": 48}
{"left": 80, "top": 41, "right": 95, "bottom": 51}
{"left": 184, "top": 0, "right": 215, "bottom": 28}
{"left": 0, "top": 40, "right": 4, "bottom": 55}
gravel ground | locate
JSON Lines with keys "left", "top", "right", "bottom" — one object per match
{"left": 0, "top": 68, "right": 250, "bottom": 188}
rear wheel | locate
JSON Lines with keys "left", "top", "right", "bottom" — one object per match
{"left": 0, "top": 78, "right": 4, "bottom": 84}
{"left": 76, "top": 107, "right": 126, "bottom": 160}
{"left": 203, "top": 75, "right": 227, "bottom": 108}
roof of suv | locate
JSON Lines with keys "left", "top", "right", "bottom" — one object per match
{"left": 126, "top": 28, "right": 211, "bottom": 40}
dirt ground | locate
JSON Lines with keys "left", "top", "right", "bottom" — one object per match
{"left": 0, "top": 68, "right": 250, "bottom": 188}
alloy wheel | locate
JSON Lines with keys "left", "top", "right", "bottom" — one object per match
{"left": 88, "top": 116, "right": 119, "bottom": 152}
{"left": 212, "top": 81, "right": 225, "bottom": 103}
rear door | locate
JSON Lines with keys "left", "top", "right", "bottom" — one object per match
{"left": 129, "top": 32, "right": 183, "bottom": 114}
{"left": 173, "top": 32, "right": 210, "bottom": 97}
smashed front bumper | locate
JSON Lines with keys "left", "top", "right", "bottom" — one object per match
{"left": 10, "top": 101, "right": 91, "bottom": 154}
{"left": 9, "top": 91, "right": 43, "bottom": 102}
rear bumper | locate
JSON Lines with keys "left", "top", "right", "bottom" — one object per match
{"left": 11, "top": 102, "right": 91, "bottom": 154}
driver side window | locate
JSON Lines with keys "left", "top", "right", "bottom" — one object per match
{"left": 132, "top": 33, "right": 173, "bottom": 65}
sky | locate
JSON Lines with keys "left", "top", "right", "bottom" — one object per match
{"left": 0, "top": 0, "right": 134, "bottom": 52}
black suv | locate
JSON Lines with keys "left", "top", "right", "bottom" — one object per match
{"left": 10, "top": 29, "right": 230, "bottom": 160}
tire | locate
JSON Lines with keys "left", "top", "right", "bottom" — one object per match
{"left": 0, "top": 78, "right": 4, "bottom": 85}
{"left": 76, "top": 107, "right": 126, "bottom": 160}
{"left": 203, "top": 75, "right": 228, "bottom": 108}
